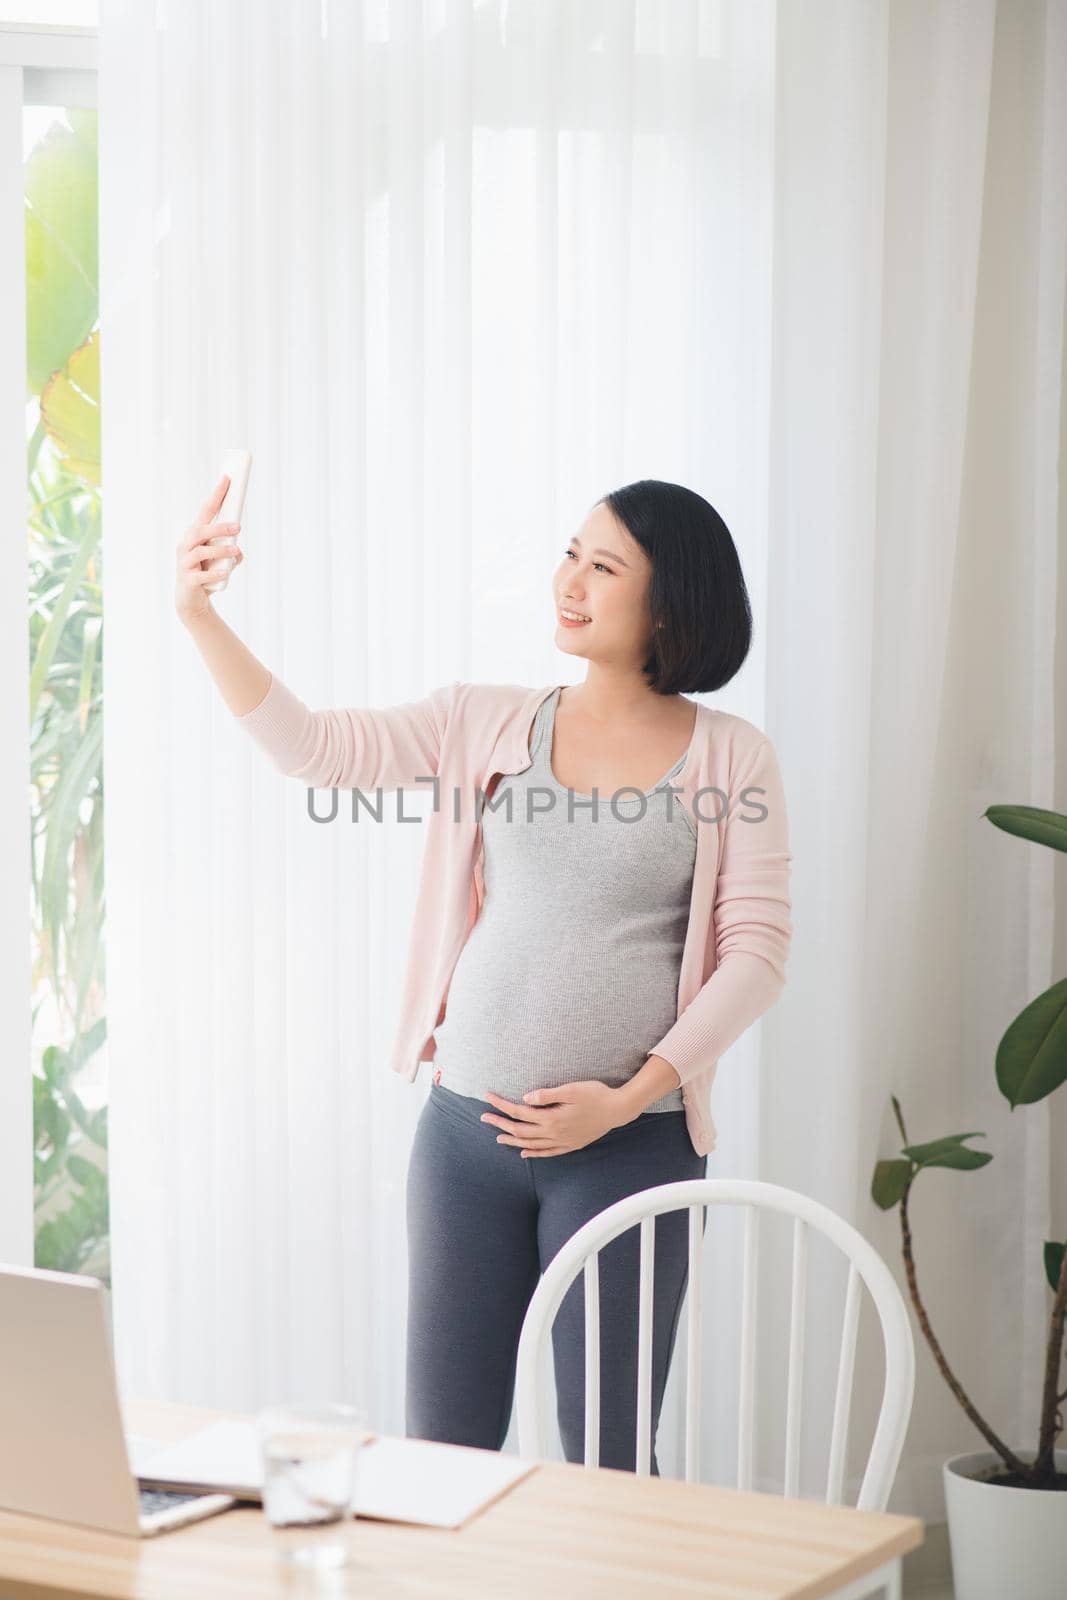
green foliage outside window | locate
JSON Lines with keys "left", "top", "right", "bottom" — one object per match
{"left": 27, "top": 108, "right": 109, "bottom": 1281}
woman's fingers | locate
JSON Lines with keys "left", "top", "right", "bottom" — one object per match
{"left": 490, "top": 1121, "right": 554, "bottom": 1141}
{"left": 182, "top": 541, "right": 243, "bottom": 585}
{"left": 175, "top": 492, "right": 241, "bottom": 622}
{"left": 481, "top": 1109, "right": 552, "bottom": 1132}
{"left": 181, "top": 524, "right": 240, "bottom": 565}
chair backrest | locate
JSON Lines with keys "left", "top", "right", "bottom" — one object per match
{"left": 514, "top": 1178, "right": 915, "bottom": 1512}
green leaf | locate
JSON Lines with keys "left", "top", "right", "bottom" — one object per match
{"left": 35, "top": 1160, "right": 109, "bottom": 1276}
{"left": 63, "top": 1086, "right": 92, "bottom": 1138}
{"left": 34, "top": 1152, "right": 60, "bottom": 1189}
{"left": 901, "top": 1132, "right": 992, "bottom": 1171}
{"left": 40, "top": 1043, "right": 72, "bottom": 1087}
{"left": 40, "top": 330, "right": 100, "bottom": 485}
{"left": 984, "top": 805, "right": 1067, "bottom": 854}
{"left": 66, "top": 1152, "right": 98, "bottom": 1188}
{"left": 33, "top": 1085, "right": 70, "bottom": 1162}
{"left": 39, "top": 712, "right": 102, "bottom": 936}
{"left": 1044, "top": 1240, "right": 1067, "bottom": 1294}
{"left": 71, "top": 892, "right": 104, "bottom": 1034}
{"left": 24, "top": 110, "right": 98, "bottom": 401}
{"left": 872, "top": 1159, "right": 911, "bottom": 1210}
{"left": 29, "top": 515, "right": 100, "bottom": 719}
{"left": 70, "top": 1015, "right": 106, "bottom": 1071}
{"left": 78, "top": 614, "right": 101, "bottom": 719}
{"left": 995, "top": 976, "right": 1067, "bottom": 1107}
{"left": 35, "top": 1216, "right": 74, "bottom": 1273}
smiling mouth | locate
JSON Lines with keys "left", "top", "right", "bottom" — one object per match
{"left": 558, "top": 607, "right": 591, "bottom": 624}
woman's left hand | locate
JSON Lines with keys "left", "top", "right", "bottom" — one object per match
{"left": 480, "top": 1080, "right": 630, "bottom": 1157}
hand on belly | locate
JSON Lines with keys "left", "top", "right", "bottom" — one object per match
{"left": 478, "top": 1079, "right": 625, "bottom": 1158}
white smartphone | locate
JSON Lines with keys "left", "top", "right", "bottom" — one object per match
{"left": 204, "top": 449, "right": 252, "bottom": 594}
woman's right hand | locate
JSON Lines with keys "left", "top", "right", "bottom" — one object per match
{"left": 175, "top": 473, "right": 244, "bottom": 624}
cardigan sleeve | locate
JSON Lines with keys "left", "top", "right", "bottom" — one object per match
{"left": 233, "top": 672, "right": 458, "bottom": 792}
{"left": 646, "top": 734, "right": 793, "bottom": 1088}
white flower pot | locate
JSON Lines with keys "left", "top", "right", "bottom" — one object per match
{"left": 943, "top": 1447, "right": 1067, "bottom": 1600}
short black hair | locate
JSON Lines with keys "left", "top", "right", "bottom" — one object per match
{"left": 593, "top": 479, "right": 753, "bottom": 695}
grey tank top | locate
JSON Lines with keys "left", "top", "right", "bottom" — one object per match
{"left": 430, "top": 686, "right": 698, "bottom": 1113}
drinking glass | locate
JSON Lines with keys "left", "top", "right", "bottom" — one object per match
{"left": 257, "top": 1401, "right": 364, "bottom": 1570}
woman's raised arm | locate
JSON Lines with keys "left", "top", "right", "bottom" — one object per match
{"left": 176, "top": 475, "right": 455, "bottom": 791}
{"left": 233, "top": 673, "right": 455, "bottom": 793}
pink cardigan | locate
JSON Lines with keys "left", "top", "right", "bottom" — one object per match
{"left": 235, "top": 674, "right": 793, "bottom": 1157}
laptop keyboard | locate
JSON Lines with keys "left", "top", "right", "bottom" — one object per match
{"left": 139, "top": 1486, "right": 205, "bottom": 1514}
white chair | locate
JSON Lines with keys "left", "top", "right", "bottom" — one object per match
{"left": 515, "top": 1178, "right": 915, "bottom": 1529}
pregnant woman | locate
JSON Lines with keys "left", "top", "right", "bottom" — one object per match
{"left": 175, "top": 475, "right": 792, "bottom": 1476}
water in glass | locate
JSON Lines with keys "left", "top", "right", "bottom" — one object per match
{"left": 258, "top": 1403, "right": 362, "bottom": 1570}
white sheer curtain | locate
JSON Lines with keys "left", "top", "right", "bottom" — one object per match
{"left": 97, "top": 0, "right": 1066, "bottom": 1525}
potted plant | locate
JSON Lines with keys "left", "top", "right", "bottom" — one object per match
{"left": 872, "top": 803, "right": 1067, "bottom": 1600}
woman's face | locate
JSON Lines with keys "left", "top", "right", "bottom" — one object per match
{"left": 552, "top": 504, "right": 654, "bottom": 667}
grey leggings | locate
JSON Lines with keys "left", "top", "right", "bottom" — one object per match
{"left": 405, "top": 1081, "right": 708, "bottom": 1475}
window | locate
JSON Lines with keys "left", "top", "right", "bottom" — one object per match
{"left": 27, "top": 99, "right": 106, "bottom": 1279}
{"left": 1, "top": 21, "right": 101, "bottom": 1274}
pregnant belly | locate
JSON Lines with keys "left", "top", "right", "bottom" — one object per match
{"left": 433, "top": 931, "right": 682, "bottom": 1081}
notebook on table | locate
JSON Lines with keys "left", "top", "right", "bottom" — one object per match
{"left": 128, "top": 1419, "right": 538, "bottom": 1530}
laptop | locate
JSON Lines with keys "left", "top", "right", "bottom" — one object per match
{"left": 0, "top": 1261, "right": 239, "bottom": 1537}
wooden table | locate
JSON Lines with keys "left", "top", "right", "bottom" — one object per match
{"left": 0, "top": 1397, "right": 924, "bottom": 1599}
